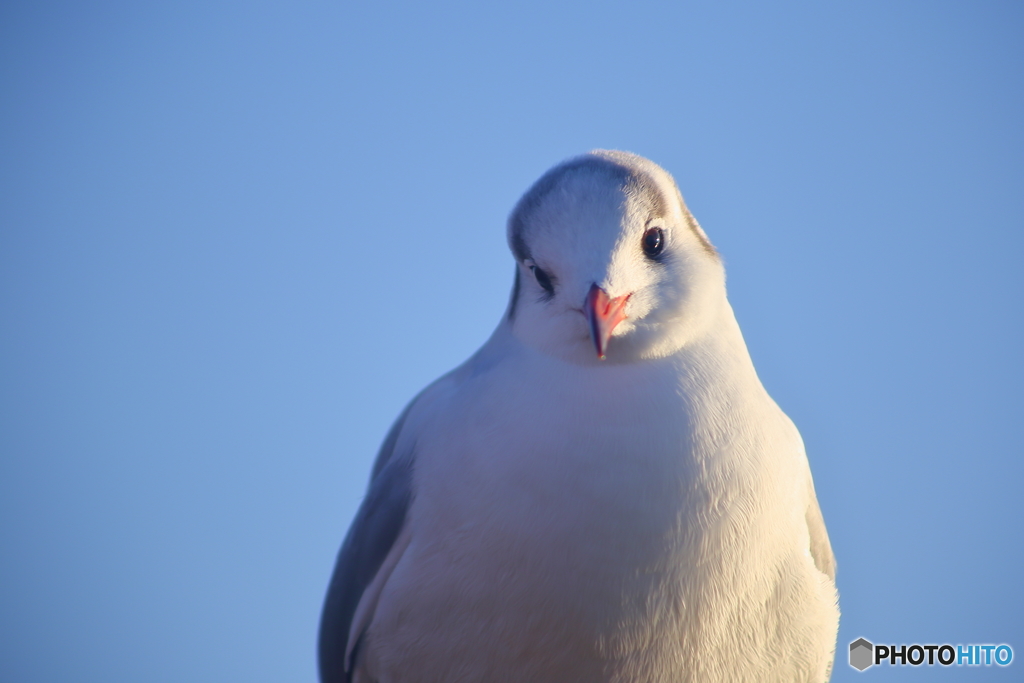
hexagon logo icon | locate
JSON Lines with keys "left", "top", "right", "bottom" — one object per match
{"left": 849, "top": 638, "right": 874, "bottom": 671}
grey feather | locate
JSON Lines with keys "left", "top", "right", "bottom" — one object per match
{"left": 318, "top": 409, "right": 416, "bottom": 683}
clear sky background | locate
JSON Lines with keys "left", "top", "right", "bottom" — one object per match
{"left": 1, "top": 1, "right": 1021, "bottom": 681}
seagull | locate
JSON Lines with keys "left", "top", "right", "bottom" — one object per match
{"left": 319, "top": 151, "right": 839, "bottom": 683}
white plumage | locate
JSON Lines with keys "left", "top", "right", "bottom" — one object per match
{"left": 319, "top": 151, "right": 839, "bottom": 682}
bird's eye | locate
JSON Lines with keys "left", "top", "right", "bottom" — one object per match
{"left": 642, "top": 227, "right": 664, "bottom": 259}
{"left": 530, "top": 265, "right": 555, "bottom": 296}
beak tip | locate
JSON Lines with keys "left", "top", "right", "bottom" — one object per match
{"left": 586, "top": 284, "right": 629, "bottom": 362}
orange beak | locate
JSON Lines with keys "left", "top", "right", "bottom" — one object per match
{"left": 585, "top": 284, "right": 630, "bottom": 360}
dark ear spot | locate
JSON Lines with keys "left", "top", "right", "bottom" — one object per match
{"left": 673, "top": 186, "right": 718, "bottom": 258}
{"left": 684, "top": 211, "right": 718, "bottom": 257}
{"left": 507, "top": 267, "right": 521, "bottom": 321}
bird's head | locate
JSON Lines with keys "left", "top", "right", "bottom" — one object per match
{"left": 506, "top": 151, "right": 726, "bottom": 364}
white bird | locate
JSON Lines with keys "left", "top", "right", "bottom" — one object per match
{"left": 319, "top": 151, "right": 839, "bottom": 683}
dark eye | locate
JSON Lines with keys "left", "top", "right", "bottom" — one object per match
{"left": 530, "top": 265, "right": 555, "bottom": 296}
{"left": 642, "top": 227, "right": 664, "bottom": 259}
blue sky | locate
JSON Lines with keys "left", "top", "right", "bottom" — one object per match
{"left": 1, "top": 1, "right": 1021, "bottom": 681}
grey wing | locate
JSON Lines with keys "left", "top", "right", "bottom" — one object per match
{"left": 318, "top": 405, "right": 417, "bottom": 683}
